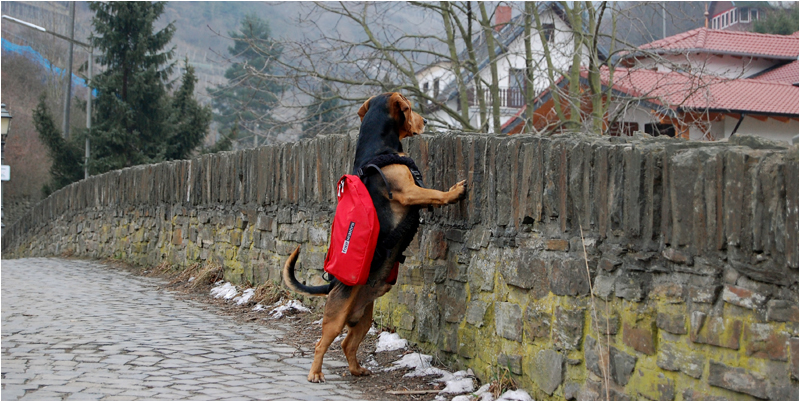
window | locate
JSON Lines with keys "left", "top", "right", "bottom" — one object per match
{"left": 543, "top": 23, "right": 555, "bottom": 43}
{"left": 751, "top": 8, "right": 759, "bottom": 21}
{"left": 722, "top": 13, "right": 727, "bottom": 28}
{"left": 712, "top": 17, "right": 719, "bottom": 29}
{"left": 740, "top": 7, "right": 750, "bottom": 22}
{"left": 644, "top": 123, "right": 676, "bottom": 137}
{"left": 508, "top": 68, "right": 526, "bottom": 108}
{"left": 731, "top": 9, "right": 737, "bottom": 24}
{"left": 433, "top": 78, "right": 440, "bottom": 98}
{"left": 608, "top": 122, "right": 639, "bottom": 137}
{"left": 423, "top": 82, "right": 429, "bottom": 93}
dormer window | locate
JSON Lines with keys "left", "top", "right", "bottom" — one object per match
{"left": 740, "top": 7, "right": 750, "bottom": 22}
{"left": 423, "top": 82, "right": 429, "bottom": 93}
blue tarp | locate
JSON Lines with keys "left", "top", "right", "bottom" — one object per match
{"left": 2, "top": 37, "right": 94, "bottom": 93}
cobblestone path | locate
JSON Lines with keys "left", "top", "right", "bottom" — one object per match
{"left": 1, "top": 258, "right": 358, "bottom": 401}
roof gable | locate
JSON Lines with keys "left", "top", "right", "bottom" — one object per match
{"left": 635, "top": 27, "right": 799, "bottom": 60}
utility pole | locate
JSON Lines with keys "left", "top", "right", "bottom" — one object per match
{"left": 62, "top": 1, "right": 76, "bottom": 139}
{"left": 85, "top": 47, "right": 92, "bottom": 179}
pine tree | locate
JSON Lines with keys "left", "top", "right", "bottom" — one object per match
{"left": 301, "top": 83, "right": 342, "bottom": 139}
{"left": 208, "top": 14, "right": 284, "bottom": 148}
{"left": 165, "top": 58, "right": 213, "bottom": 160}
{"left": 32, "top": 94, "right": 84, "bottom": 195}
{"left": 752, "top": 4, "right": 799, "bottom": 35}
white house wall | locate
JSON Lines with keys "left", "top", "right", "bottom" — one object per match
{"left": 636, "top": 53, "right": 776, "bottom": 79}
{"left": 722, "top": 115, "right": 798, "bottom": 143}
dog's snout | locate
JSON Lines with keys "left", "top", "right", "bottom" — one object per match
{"left": 423, "top": 118, "right": 428, "bottom": 125}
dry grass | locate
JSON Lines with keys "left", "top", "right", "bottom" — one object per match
{"left": 190, "top": 263, "right": 223, "bottom": 289}
{"left": 488, "top": 367, "right": 517, "bottom": 399}
{"left": 252, "top": 281, "right": 290, "bottom": 306}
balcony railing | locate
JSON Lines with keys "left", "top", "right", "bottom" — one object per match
{"left": 464, "top": 87, "right": 526, "bottom": 108}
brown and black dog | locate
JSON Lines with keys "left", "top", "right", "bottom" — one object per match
{"left": 282, "top": 92, "right": 466, "bottom": 383}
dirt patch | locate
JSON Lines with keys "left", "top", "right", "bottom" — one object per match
{"left": 110, "top": 259, "right": 469, "bottom": 401}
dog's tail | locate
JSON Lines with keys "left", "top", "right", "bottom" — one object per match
{"left": 282, "top": 246, "right": 331, "bottom": 296}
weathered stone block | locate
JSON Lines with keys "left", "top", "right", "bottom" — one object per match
{"left": 656, "top": 342, "right": 704, "bottom": 379}
{"left": 722, "top": 284, "right": 767, "bottom": 310}
{"left": 614, "top": 271, "right": 645, "bottom": 301}
{"left": 524, "top": 306, "right": 551, "bottom": 341}
{"left": 445, "top": 228, "right": 467, "bottom": 243}
{"left": 598, "top": 257, "right": 622, "bottom": 272}
{"left": 500, "top": 250, "right": 548, "bottom": 297}
{"left": 631, "top": 369, "right": 675, "bottom": 401}
{"left": 255, "top": 214, "right": 273, "bottom": 231}
{"left": 549, "top": 259, "right": 591, "bottom": 296}
{"left": 498, "top": 354, "right": 522, "bottom": 375}
{"left": 531, "top": 349, "right": 562, "bottom": 395}
{"left": 438, "top": 280, "right": 467, "bottom": 324}
{"left": 466, "top": 228, "right": 491, "bottom": 250}
{"left": 446, "top": 259, "right": 468, "bottom": 283}
{"left": 399, "top": 313, "right": 414, "bottom": 331}
{"left": 593, "top": 274, "right": 615, "bottom": 301}
{"left": 495, "top": 302, "right": 522, "bottom": 342}
{"left": 585, "top": 336, "right": 637, "bottom": 386}
{"left": 591, "top": 312, "right": 619, "bottom": 335}
{"left": 623, "top": 321, "right": 657, "bottom": 355}
{"left": 426, "top": 229, "right": 448, "bottom": 260}
{"left": 689, "top": 285, "right": 720, "bottom": 304}
{"left": 650, "top": 282, "right": 685, "bottom": 304}
{"left": 708, "top": 360, "right": 768, "bottom": 399}
{"left": 767, "top": 299, "right": 799, "bottom": 323}
{"left": 171, "top": 228, "right": 182, "bottom": 246}
{"left": 690, "top": 311, "right": 742, "bottom": 350}
{"left": 656, "top": 312, "right": 687, "bottom": 335}
{"left": 744, "top": 323, "right": 789, "bottom": 361}
{"left": 662, "top": 247, "right": 693, "bottom": 265}
{"left": 439, "top": 324, "right": 459, "bottom": 353}
{"left": 553, "top": 306, "right": 584, "bottom": 351}
{"left": 546, "top": 239, "right": 570, "bottom": 252}
{"left": 466, "top": 301, "right": 489, "bottom": 327}
{"left": 467, "top": 249, "right": 497, "bottom": 292}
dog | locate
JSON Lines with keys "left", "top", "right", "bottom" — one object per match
{"left": 282, "top": 92, "right": 467, "bottom": 383}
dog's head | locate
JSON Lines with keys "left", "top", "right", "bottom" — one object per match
{"left": 357, "top": 92, "right": 427, "bottom": 140}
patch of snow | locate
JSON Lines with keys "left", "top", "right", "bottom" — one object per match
{"left": 497, "top": 389, "right": 532, "bottom": 401}
{"left": 252, "top": 304, "right": 266, "bottom": 311}
{"left": 451, "top": 396, "right": 472, "bottom": 401}
{"left": 313, "top": 318, "right": 323, "bottom": 325}
{"left": 188, "top": 276, "right": 195, "bottom": 282}
{"left": 368, "top": 325, "right": 378, "bottom": 335}
{"left": 440, "top": 378, "right": 475, "bottom": 394}
{"left": 210, "top": 282, "right": 238, "bottom": 299}
{"left": 375, "top": 332, "right": 408, "bottom": 352}
{"left": 233, "top": 288, "right": 255, "bottom": 305}
{"left": 390, "top": 352, "right": 432, "bottom": 371}
{"left": 269, "top": 299, "right": 310, "bottom": 319}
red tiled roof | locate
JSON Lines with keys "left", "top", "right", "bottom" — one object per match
{"left": 754, "top": 60, "right": 799, "bottom": 84}
{"left": 636, "top": 28, "right": 799, "bottom": 59}
{"left": 588, "top": 67, "right": 799, "bottom": 116}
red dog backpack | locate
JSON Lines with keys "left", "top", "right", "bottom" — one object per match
{"left": 323, "top": 174, "right": 380, "bottom": 286}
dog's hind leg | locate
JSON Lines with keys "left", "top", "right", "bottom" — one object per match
{"left": 342, "top": 301, "right": 374, "bottom": 376}
{"left": 309, "top": 310, "right": 347, "bottom": 383}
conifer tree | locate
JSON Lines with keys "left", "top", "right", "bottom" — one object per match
{"left": 208, "top": 14, "right": 284, "bottom": 148}
{"left": 32, "top": 94, "right": 84, "bottom": 195}
{"left": 166, "top": 58, "right": 213, "bottom": 160}
{"left": 301, "top": 83, "right": 342, "bottom": 139}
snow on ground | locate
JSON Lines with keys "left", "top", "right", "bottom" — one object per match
{"left": 233, "top": 288, "right": 255, "bottom": 305}
{"left": 210, "top": 282, "right": 238, "bottom": 299}
{"left": 375, "top": 331, "right": 408, "bottom": 352}
{"left": 380, "top": 332, "right": 532, "bottom": 401}
{"left": 268, "top": 298, "right": 310, "bottom": 319}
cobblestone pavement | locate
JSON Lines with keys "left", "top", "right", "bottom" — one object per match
{"left": 1, "top": 258, "right": 359, "bottom": 401}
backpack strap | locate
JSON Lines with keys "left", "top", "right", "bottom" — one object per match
{"left": 357, "top": 164, "right": 393, "bottom": 199}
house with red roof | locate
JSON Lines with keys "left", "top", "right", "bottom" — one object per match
{"left": 504, "top": 28, "right": 799, "bottom": 143}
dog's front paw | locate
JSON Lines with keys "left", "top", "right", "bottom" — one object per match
{"left": 449, "top": 180, "right": 467, "bottom": 202}
{"left": 308, "top": 371, "right": 326, "bottom": 383}
{"left": 350, "top": 366, "right": 372, "bottom": 376}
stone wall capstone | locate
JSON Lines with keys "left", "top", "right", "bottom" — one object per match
{"left": 3, "top": 133, "right": 798, "bottom": 400}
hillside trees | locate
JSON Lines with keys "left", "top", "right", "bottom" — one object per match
{"left": 31, "top": 1, "right": 215, "bottom": 193}
{"left": 208, "top": 14, "right": 285, "bottom": 148}
{"left": 301, "top": 82, "right": 343, "bottom": 139}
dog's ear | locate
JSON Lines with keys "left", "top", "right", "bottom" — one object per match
{"left": 388, "top": 92, "right": 411, "bottom": 123}
{"left": 357, "top": 97, "right": 373, "bottom": 122}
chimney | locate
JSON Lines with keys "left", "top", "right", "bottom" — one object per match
{"left": 495, "top": 5, "right": 511, "bottom": 32}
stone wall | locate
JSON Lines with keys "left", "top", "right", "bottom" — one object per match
{"left": 3, "top": 133, "right": 798, "bottom": 400}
